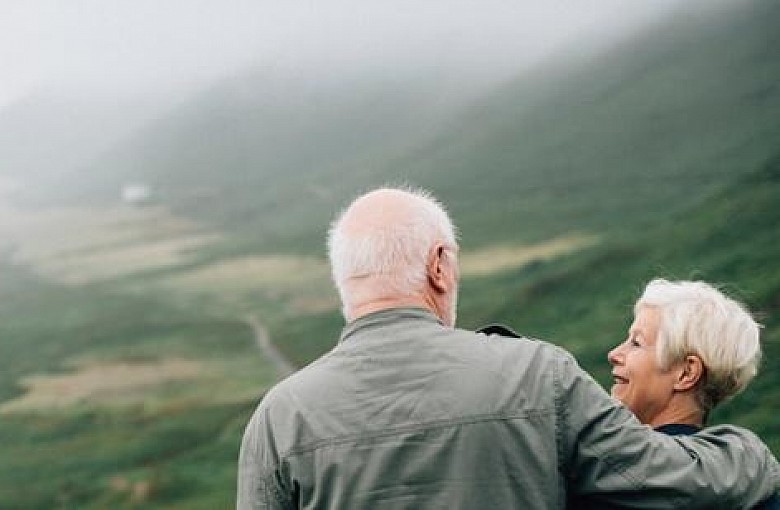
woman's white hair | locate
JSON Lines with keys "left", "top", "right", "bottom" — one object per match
{"left": 327, "top": 186, "right": 457, "bottom": 307}
{"left": 636, "top": 278, "right": 762, "bottom": 412}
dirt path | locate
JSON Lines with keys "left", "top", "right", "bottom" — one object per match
{"left": 246, "top": 314, "right": 296, "bottom": 379}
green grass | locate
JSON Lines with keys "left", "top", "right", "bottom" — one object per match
{"left": 267, "top": 153, "right": 780, "bottom": 459}
{"left": 1, "top": 1, "right": 779, "bottom": 506}
{"left": 0, "top": 401, "right": 257, "bottom": 509}
{"left": 0, "top": 266, "right": 261, "bottom": 401}
{"left": 464, "top": 154, "right": 780, "bottom": 446}
{"left": 0, "top": 263, "right": 275, "bottom": 508}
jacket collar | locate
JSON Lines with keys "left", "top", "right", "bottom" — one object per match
{"left": 339, "top": 307, "right": 443, "bottom": 345}
{"left": 655, "top": 423, "right": 701, "bottom": 436}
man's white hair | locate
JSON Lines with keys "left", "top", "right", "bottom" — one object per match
{"left": 327, "top": 186, "right": 457, "bottom": 307}
{"left": 636, "top": 278, "right": 762, "bottom": 412}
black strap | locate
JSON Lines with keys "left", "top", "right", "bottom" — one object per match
{"left": 476, "top": 323, "right": 522, "bottom": 338}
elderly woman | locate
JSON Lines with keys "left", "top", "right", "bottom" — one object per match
{"left": 606, "top": 278, "right": 778, "bottom": 508}
{"left": 485, "top": 278, "right": 778, "bottom": 508}
{"left": 479, "top": 278, "right": 778, "bottom": 508}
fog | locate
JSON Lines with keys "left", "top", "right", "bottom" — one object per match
{"left": 1, "top": 0, "right": 687, "bottom": 109}
{"left": 5, "top": 0, "right": 741, "bottom": 197}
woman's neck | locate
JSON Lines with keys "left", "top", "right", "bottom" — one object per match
{"left": 647, "top": 395, "right": 704, "bottom": 428}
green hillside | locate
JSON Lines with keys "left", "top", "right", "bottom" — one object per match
{"left": 461, "top": 153, "right": 780, "bottom": 443}
{"left": 277, "top": 145, "right": 780, "bottom": 404}
{"left": 2, "top": 155, "right": 776, "bottom": 508}
{"left": 1, "top": 0, "right": 778, "bottom": 507}
{"left": 388, "top": 0, "right": 780, "bottom": 247}
{"left": 264, "top": 0, "right": 780, "bottom": 453}
{"left": 270, "top": 153, "right": 780, "bottom": 456}
{"left": 0, "top": 262, "right": 276, "bottom": 508}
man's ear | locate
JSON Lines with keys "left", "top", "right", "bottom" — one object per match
{"left": 427, "top": 243, "right": 449, "bottom": 293}
{"left": 674, "top": 355, "right": 704, "bottom": 392}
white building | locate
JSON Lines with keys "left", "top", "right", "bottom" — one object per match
{"left": 121, "top": 183, "right": 153, "bottom": 205}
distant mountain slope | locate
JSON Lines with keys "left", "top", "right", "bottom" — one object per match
{"left": 32, "top": 65, "right": 481, "bottom": 249}
{"left": 24, "top": 63, "right": 489, "bottom": 258}
{"left": 455, "top": 152, "right": 780, "bottom": 450}
{"left": 24, "top": 0, "right": 780, "bottom": 257}
{"left": 271, "top": 150, "right": 780, "bottom": 453}
{"left": 389, "top": 0, "right": 780, "bottom": 246}
{"left": 469, "top": 150, "right": 780, "bottom": 351}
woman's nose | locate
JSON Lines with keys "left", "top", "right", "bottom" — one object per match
{"left": 607, "top": 344, "right": 623, "bottom": 365}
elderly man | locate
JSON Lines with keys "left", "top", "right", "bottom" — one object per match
{"left": 238, "top": 187, "right": 779, "bottom": 509}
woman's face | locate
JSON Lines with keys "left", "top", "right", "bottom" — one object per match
{"left": 607, "top": 306, "right": 681, "bottom": 425}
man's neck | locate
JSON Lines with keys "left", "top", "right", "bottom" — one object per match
{"left": 348, "top": 296, "right": 434, "bottom": 323}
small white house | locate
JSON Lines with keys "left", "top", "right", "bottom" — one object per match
{"left": 122, "top": 183, "right": 152, "bottom": 205}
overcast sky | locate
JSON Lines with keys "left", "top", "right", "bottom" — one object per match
{"left": 0, "top": 0, "right": 689, "bottom": 110}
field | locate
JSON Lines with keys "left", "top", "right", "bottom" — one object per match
{"left": 0, "top": 196, "right": 278, "bottom": 507}
{"left": 0, "top": 196, "right": 608, "bottom": 508}
{"left": 1, "top": 1, "right": 779, "bottom": 507}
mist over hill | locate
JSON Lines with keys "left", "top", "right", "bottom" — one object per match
{"left": 43, "top": 62, "right": 486, "bottom": 207}
{"left": 1, "top": 1, "right": 779, "bottom": 507}
{"left": 0, "top": 95, "right": 166, "bottom": 185}
{"left": 8, "top": 0, "right": 778, "bottom": 255}
{"left": 374, "top": 0, "right": 780, "bottom": 245}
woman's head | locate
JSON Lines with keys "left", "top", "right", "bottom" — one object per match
{"left": 609, "top": 279, "right": 761, "bottom": 425}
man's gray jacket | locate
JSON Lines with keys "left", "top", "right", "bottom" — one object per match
{"left": 238, "top": 308, "right": 779, "bottom": 509}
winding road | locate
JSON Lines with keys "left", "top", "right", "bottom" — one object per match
{"left": 246, "top": 314, "right": 296, "bottom": 380}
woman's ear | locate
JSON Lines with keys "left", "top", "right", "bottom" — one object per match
{"left": 674, "top": 355, "right": 704, "bottom": 391}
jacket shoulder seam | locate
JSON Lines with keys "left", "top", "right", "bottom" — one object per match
{"left": 284, "top": 409, "right": 556, "bottom": 457}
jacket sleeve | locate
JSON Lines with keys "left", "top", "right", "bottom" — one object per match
{"left": 237, "top": 404, "right": 294, "bottom": 510}
{"left": 556, "top": 349, "right": 780, "bottom": 509}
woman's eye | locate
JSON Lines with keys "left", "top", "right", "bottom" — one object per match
{"left": 630, "top": 338, "right": 641, "bottom": 347}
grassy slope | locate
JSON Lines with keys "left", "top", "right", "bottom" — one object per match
{"left": 269, "top": 144, "right": 780, "bottom": 459}
{"left": 0, "top": 402, "right": 255, "bottom": 509}
{"left": 269, "top": 0, "right": 780, "bottom": 373}
{"left": 266, "top": 0, "right": 780, "bottom": 452}
{"left": 2, "top": 1, "right": 779, "bottom": 507}
{"left": 457, "top": 154, "right": 780, "bottom": 452}
{"left": 389, "top": 0, "right": 780, "bottom": 248}
{"left": 0, "top": 264, "right": 272, "bottom": 508}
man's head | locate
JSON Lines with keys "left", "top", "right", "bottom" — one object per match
{"left": 608, "top": 279, "right": 761, "bottom": 425}
{"left": 327, "top": 187, "right": 459, "bottom": 326}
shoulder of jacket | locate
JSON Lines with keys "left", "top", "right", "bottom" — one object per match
{"left": 475, "top": 324, "right": 572, "bottom": 357}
